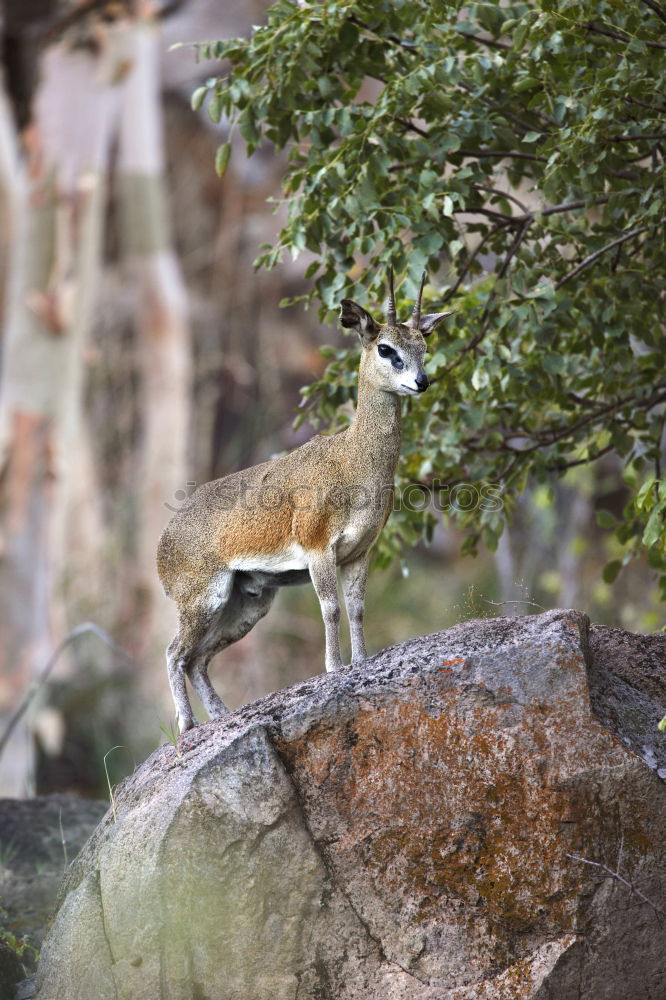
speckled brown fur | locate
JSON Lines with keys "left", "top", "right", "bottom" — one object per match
{"left": 158, "top": 276, "right": 453, "bottom": 731}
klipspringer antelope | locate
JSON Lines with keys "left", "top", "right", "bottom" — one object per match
{"left": 157, "top": 269, "right": 453, "bottom": 732}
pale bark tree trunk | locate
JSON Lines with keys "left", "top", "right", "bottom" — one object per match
{"left": 0, "top": 30, "right": 121, "bottom": 795}
{"left": 557, "top": 486, "right": 591, "bottom": 609}
{"left": 495, "top": 527, "right": 519, "bottom": 615}
{"left": 117, "top": 16, "right": 190, "bottom": 676}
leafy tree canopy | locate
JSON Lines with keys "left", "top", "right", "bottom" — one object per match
{"left": 191, "top": 0, "right": 666, "bottom": 589}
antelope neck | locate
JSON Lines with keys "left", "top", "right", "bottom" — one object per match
{"left": 348, "top": 370, "right": 402, "bottom": 475}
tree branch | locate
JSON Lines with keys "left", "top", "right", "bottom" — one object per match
{"left": 567, "top": 852, "right": 665, "bottom": 919}
{"left": 394, "top": 116, "right": 429, "bottom": 138}
{"left": 394, "top": 118, "right": 547, "bottom": 162}
{"left": 625, "top": 95, "right": 666, "bottom": 114}
{"left": 457, "top": 147, "right": 546, "bottom": 162}
{"left": 455, "top": 29, "right": 512, "bottom": 52}
{"left": 439, "top": 219, "right": 532, "bottom": 370}
{"left": 583, "top": 21, "right": 666, "bottom": 50}
{"left": 457, "top": 80, "right": 544, "bottom": 136}
{"left": 497, "top": 193, "right": 628, "bottom": 227}
{"left": 0, "top": 622, "right": 132, "bottom": 762}
{"left": 497, "top": 218, "right": 532, "bottom": 279}
{"left": 556, "top": 226, "right": 650, "bottom": 288}
{"left": 609, "top": 133, "right": 666, "bottom": 142}
{"left": 440, "top": 223, "right": 511, "bottom": 305}
{"left": 546, "top": 443, "right": 615, "bottom": 472}
{"left": 521, "top": 388, "right": 666, "bottom": 451}
{"left": 641, "top": 0, "right": 666, "bottom": 26}
{"left": 472, "top": 184, "right": 530, "bottom": 214}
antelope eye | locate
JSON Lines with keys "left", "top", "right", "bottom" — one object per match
{"left": 377, "top": 344, "right": 393, "bottom": 358}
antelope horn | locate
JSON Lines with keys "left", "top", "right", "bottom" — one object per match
{"left": 387, "top": 266, "right": 396, "bottom": 326}
{"left": 411, "top": 269, "right": 427, "bottom": 330}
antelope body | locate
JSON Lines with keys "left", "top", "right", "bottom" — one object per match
{"left": 157, "top": 272, "right": 452, "bottom": 732}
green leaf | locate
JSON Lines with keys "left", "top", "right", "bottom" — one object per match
{"left": 595, "top": 509, "right": 616, "bottom": 529}
{"left": 643, "top": 502, "right": 666, "bottom": 548}
{"left": 602, "top": 560, "right": 622, "bottom": 584}
{"left": 208, "top": 93, "right": 223, "bottom": 124}
{"left": 515, "top": 77, "right": 540, "bottom": 92}
{"left": 215, "top": 142, "right": 232, "bottom": 177}
{"left": 636, "top": 476, "right": 656, "bottom": 511}
{"left": 440, "top": 135, "right": 462, "bottom": 153}
{"left": 191, "top": 86, "right": 209, "bottom": 111}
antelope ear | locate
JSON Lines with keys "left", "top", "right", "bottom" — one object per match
{"left": 339, "top": 299, "right": 381, "bottom": 345}
{"left": 419, "top": 311, "right": 455, "bottom": 336}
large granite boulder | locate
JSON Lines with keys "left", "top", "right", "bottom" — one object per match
{"left": 35, "top": 610, "right": 666, "bottom": 1000}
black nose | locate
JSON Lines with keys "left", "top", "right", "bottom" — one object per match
{"left": 416, "top": 374, "right": 429, "bottom": 393}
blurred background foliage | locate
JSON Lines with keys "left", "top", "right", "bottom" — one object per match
{"left": 0, "top": 0, "right": 663, "bottom": 800}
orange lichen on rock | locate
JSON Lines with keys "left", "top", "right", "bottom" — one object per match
{"left": 276, "top": 652, "right": 647, "bottom": 982}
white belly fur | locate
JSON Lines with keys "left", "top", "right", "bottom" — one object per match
{"left": 229, "top": 541, "right": 309, "bottom": 573}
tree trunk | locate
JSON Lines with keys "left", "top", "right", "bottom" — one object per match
{"left": 0, "top": 30, "right": 120, "bottom": 795}
{"left": 117, "top": 17, "right": 190, "bottom": 678}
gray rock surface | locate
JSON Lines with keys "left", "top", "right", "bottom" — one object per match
{"left": 35, "top": 610, "right": 666, "bottom": 1000}
{"left": 587, "top": 624, "right": 666, "bottom": 778}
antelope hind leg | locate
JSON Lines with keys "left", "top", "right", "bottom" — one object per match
{"left": 166, "top": 636, "right": 198, "bottom": 734}
{"left": 167, "top": 570, "right": 234, "bottom": 733}
{"left": 187, "top": 573, "right": 278, "bottom": 722}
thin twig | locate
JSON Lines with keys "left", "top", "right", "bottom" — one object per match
{"left": 641, "top": 0, "right": 666, "bottom": 26}
{"left": 516, "top": 388, "right": 666, "bottom": 452}
{"left": 546, "top": 443, "right": 615, "bottom": 472}
{"left": 479, "top": 596, "right": 547, "bottom": 611}
{"left": 104, "top": 745, "right": 126, "bottom": 823}
{"left": 0, "top": 622, "right": 132, "bottom": 761}
{"left": 472, "top": 184, "right": 530, "bottom": 214}
{"left": 625, "top": 95, "right": 666, "bottom": 114}
{"left": 566, "top": 851, "right": 665, "bottom": 919}
{"left": 457, "top": 81, "right": 543, "bottom": 136}
{"left": 455, "top": 29, "right": 512, "bottom": 52}
{"left": 583, "top": 21, "right": 666, "bottom": 50}
{"left": 457, "top": 148, "right": 547, "bottom": 162}
{"left": 556, "top": 226, "right": 651, "bottom": 288}
{"left": 616, "top": 833, "right": 625, "bottom": 877}
{"left": 494, "top": 193, "right": 626, "bottom": 227}
{"left": 393, "top": 120, "right": 547, "bottom": 161}
{"left": 447, "top": 219, "right": 531, "bottom": 366}
{"left": 58, "top": 808, "right": 69, "bottom": 871}
{"left": 609, "top": 133, "right": 666, "bottom": 143}
{"left": 497, "top": 219, "right": 532, "bottom": 280}
{"left": 440, "top": 223, "right": 510, "bottom": 306}
{"left": 466, "top": 205, "right": 517, "bottom": 224}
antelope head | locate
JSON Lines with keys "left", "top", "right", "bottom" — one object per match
{"left": 339, "top": 268, "right": 453, "bottom": 396}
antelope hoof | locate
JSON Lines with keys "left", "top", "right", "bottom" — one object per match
{"left": 178, "top": 714, "right": 197, "bottom": 734}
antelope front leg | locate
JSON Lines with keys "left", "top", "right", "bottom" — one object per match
{"left": 340, "top": 554, "right": 369, "bottom": 665}
{"left": 309, "top": 550, "right": 343, "bottom": 672}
